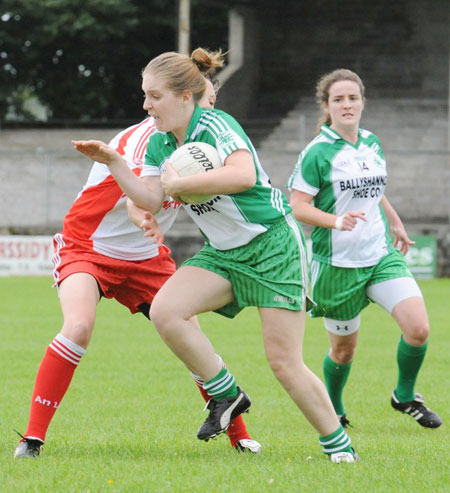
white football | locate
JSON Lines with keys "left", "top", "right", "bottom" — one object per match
{"left": 168, "top": 142, "right": 222, "bottom": 204}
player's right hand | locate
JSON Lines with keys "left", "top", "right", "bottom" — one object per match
{"left": 160, "top": 162, "right": 183, "bottom": 201}
{"left": 336, "top": 211, "right": 367, "bottom": 231}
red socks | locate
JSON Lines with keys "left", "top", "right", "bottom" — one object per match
{"left": 24, "top": 338, "right": 251, "bottom": 448}
{"left": 23, "top": 334, "right": 85, "bottom": 442}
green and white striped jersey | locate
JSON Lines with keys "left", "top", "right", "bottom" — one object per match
{"left": 287, "top": 124, "right": 393, "bottom": 267}
{"left": 142, "top": 105, "right": 290, "bottom": 250}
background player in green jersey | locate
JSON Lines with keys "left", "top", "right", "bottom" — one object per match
{"left": 73, "top": 49, "right": 359, "bottom": 463}
{"left": 288, "top": 68, "right": 442, "bottom": 429}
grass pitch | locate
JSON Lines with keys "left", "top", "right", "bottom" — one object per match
{"left": 1, "top": 276, "right": 449, "bottom": 492}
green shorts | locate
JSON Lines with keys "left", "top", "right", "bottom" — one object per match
{"left": 310, "top": 248, "right": 413, "bottom": 320}
{"left": 183, "top": 215, "right": 309, "bottom": 318}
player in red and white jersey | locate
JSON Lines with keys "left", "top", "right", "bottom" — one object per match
{"left": 14, "top": 79, "right": 261, "bottom": 459}
{"left": 55, "top": 116, "right": 180, "bottom": 266}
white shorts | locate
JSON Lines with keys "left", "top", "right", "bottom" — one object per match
{"left": 367, "top": 277, "right": 423, "bottom": 313}
{"left": 324, "top": 277, "right": 423, "bottom": 336}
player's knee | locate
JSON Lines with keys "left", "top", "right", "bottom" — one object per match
{"left": 323, "top": 315, "right": 359, "bottom": 363}
{"left": 265, "top": 348, "right": 298, "bottom": 383}
{"left": 61, "top": 321, "right": 93, "bottom": 348}
{"left": 330, "top": 345, "right": 355, "bottom": 364}
{"left": 149, "top": 302, "right": 166, "bottom": 330}
{"left": 407, "top": 321, "right": 430, "bottom": 345}
{"left": 266, "top": 355, "right": 285, "bottom": 378}
{"left": 149, "top": 298, "right": 176, "bottom": 337}
{"left": 268, "top": 362, "right": 291, "bottom": 385}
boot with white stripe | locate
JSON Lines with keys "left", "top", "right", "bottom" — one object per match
{"left": 391, "top": 391, "right": 442, "bottom": 428}
{"left": 197, "top": 387, "right": 251, "bottom": 441}
{"left": 235, "top": 438, "right": 262, "bottom": 454}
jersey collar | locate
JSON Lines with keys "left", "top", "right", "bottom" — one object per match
{"left": 321, "top": 124, "right": 362, "bottom": 144}
{"left": 163, "top": 104, "right": 203, "bottom": 147}
{"left": 184, "top": 104, "right": 203, "bottom": 143}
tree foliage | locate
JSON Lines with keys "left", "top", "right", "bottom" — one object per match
{"left": 0, "top": 0, "right": 229, "bottom": 123}
{"left": 0, "top": 0, "right": 227, "bottom": 122}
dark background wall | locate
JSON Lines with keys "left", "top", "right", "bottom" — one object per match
{"left": 223, "top": 0, "right": 449, "bottom": 118}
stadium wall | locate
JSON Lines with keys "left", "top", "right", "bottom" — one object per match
{"left": 220, "top": 0, "right": 449, "bottom": 118}
{"left": 1, "top": 123, "right": 449, "bottom": 275}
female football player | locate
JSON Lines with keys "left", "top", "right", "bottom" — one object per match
{"left": 73, "top": 48, "right": 359, "bottom": 463}
{"left": 287, "top": 68, "right": 441, "bottom": 430}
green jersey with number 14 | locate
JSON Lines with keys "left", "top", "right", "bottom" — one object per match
{"left": 287, "top": 124, "right": 394, "bottom": 267}
{"left": 142, "top": 105, "right": 290, "bottom": 250}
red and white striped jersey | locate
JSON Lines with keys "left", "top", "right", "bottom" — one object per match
{"left": 62, "top": 117, "right": 181, "bottom": 260}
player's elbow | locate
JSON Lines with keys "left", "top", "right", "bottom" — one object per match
{"left": 148, "top": 202, "right": 162, "bottom": 215}
{"left": 290, "top": 197, "right": 311, "bottom": 223}
{"left": 243, "top": 176, "right": 256, "bottom": 190}
{"left": 289, "top": 201, "right": 306, "bottom": 222}
{"left": 239, "top": 168, "right": 257, "bottom": 190}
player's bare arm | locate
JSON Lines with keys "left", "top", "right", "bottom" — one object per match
{"left": 73, "top": 140, "right": 164, "bottom": 214}
{"left": 126, "top": 198, "right": 147, "bottom": 228}
{"left": 161, "top": 149, "right": 256, "bottom": 199}
{"left": 290, "top": 189, "right": 366, "bottom": 231}
{"left": 380, "top": 196, "right": 414, "bottom": 254}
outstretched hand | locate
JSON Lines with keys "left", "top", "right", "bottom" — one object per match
{"left": 72, "top": 140, "right": 121, "bottom": 166}
{"left": 140, "top": 211, "right": 164, "bottom": 246}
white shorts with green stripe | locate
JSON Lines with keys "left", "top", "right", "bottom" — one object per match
{"left": 311, "top": 248, "right": 421, "bottom": 326}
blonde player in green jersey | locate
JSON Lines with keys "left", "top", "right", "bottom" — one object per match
{"left": 288, "top": 68, "right": 442, "bottom": 430}
{"left": 73, "top": 49, "right": 359, "bottom": 463}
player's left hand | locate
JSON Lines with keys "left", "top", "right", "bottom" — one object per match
{"left": 161, "top": 162, "right": 183, "bottom": 202}
{"left": 140, "top": 211, "right": 164, "bottom": 245}
{"left": 391, "top": 224, "right": 415, "bottom": 255}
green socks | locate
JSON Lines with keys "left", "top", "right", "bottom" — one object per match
{"left": 319, "top": 425, "right": 352, "bottom": 455}
{"left": 203, "top": 367, "right": 238, "bottom": 401}
{"left": 323, "top": 354, "right": 352, "bottom": 416}
{"left": 395, "top": 336, "right": 428, "bottom": 402}
{"left": 323, "top": 337, "right": 427, "bottom": 408}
